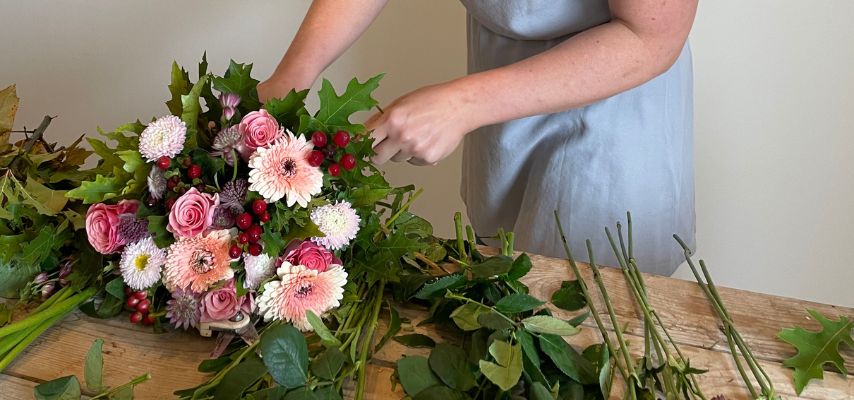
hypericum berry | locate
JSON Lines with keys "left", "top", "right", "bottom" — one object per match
{"left": 333, "top": 131, "right": 350, "bottom": 148}
{"left": 142, "top": 314, "right": 156, "bottom": 326}
{"left": 236, "top": 213, "right": 253, "bottom": 230}
{"left": 165, "top": 197, "right": 176, "bottom": 211}
{"left": 133, "top": 291, "right": 147, "bottom": 300}
{"left": 156, "top": 156, "right": 171, "bottom": 170}
{"left": 136, "top": 299, "right": 151, "bottom": 313}
{"left": 341, "top": 153, "right": 357, "bottom": 170}
{"left": 307, "top": 150, "right": 325, "bottom": 167}
{"left": 229, "top": 244, "right": 243, "bottom": 259}
{"left": 259, "top": 212, "right": 271, "bottom": 223}
{"left": 237, "top": 232, "right": 249, "bottom": 244}
{"left": 251, "top": 199, "right": 267, "bottom": 215}
{"left": 126, "top": 296, "right": 140, "bottom": 308}
{"left": 328, "top": 163, "right": 341, "bottom": 177}
{"left": 188, "top": 164, "right": 202, "bottom": 180}
{"left": 129, "top": 312, "right": 144, "bottom": 324}
{"left": 311, "top": 131, "right": 328, "bottom": 148}
{"left": 247, "top": 225, "right": 263, "bottom": 243}
{"left": 248, "top": 243, "right": 262, "bottom": 256}
{"left": 167, "top": 176, "right": 180, "bottom": 190}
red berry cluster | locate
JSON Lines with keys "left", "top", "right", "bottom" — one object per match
{"left": 231, "top": 199, "right": 268, "bottom": 258}
{"left": 307, "top": 130, "right": 356, "bottom": 176}
{"left": 124, "top": 287, "right": 156, "bottom": 325}
{"left": 148, "top": 155, "right": 207, "bottom": 210}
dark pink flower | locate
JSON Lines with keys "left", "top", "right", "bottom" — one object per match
{"left": 283, "top": 240, "right": 340, "bottom": 273}
{"left": 85, "top": 200, "right": 140, "bottom": 254}
{"left": 200, "top": 279, "right": 240, "bottom": 322}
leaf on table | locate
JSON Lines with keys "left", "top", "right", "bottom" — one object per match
{"left": 778, "top": 308, "right": 854, "bottom": 394}
{"left": 374, "top": 301, "right": 402, "bottom": 352}
{"left": 0, "top": 85, "right": 19, "bottom": 136}
{"left": 396, "top": 356, "right": 443, "bottom": 397}
{"left": 476, "top": 310, "right": 515, "bottom": 330}
{"left": 522, "top": 315, "right": 581, "bottom": 337}
{"left": 528, "top": 381, "right": 555, "bottom": 400}
{"left": 551, "top": 280, "right": 587, "bottom": 312}
{"left": 414, "top": 274, "right": 465, "bottom": 300}
{"left": 412, "top": 385, "right": 468, "bottom": 400}
{"left": 33, "top": 375, "right": 81, "bottom": 400}
{"left": 478, "top": 339, "right": 523, "bottom": 392}
{"left": 449, "top": 302, "right": 490, "bottom": 331}
{"left": 494, "top": 293, "right": 546, "bottom": 314}
{"left": 428, "top": 343, "right": 477, "bottom": 391}
{"left": 506, "top": 253, "right": 533, "bottom": 280}
{"left": 260, "top": 324, "right": 309, "bottom": 388}
{"left": 471, "top": 255, "right": 514, "bottom": 279}
{"left": 538, "top": 333, "right": 597, "bottom": 385}
{"left": 310, "top": 347, "right": 347, "bottom": 381}
{"left": 84, "top": 338, "right": 105, "bottom": 392}
{"left": 393, "top": 333, "right": 436, "bottom": 349}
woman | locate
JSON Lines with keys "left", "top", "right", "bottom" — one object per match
{"left": 258, "top": 0, "right": 698, "bottom": 275}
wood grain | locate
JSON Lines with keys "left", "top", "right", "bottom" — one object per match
{"left": 1, "top": 249, "right": 852, "bottom": 399}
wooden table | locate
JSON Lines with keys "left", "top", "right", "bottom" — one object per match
{"left": 1, "top": 252, "right": 852, "bottom": 399}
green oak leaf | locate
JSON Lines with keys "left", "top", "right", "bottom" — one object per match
{"left": 181, "top": 74, "right": 209, "bottom": 150}
{"left": 166, "top": 62, "right": 192, "bottom": 117}
{"left": 306, "top": 75, "right": 383, "bottom": 134}
{"left": 21, "top": 175, "right": 68, "bottom": 215}
{"left": 213, "top": 60, "right": 261, "bottom": 112}
{"left": 66, "top": 174, "right": 124, "bottom": 204}
{"left": 265, "top": 89, "right": 309, "bottom": 131}
{"left": 778, "top": 309, "right": 854, "bottom": 394}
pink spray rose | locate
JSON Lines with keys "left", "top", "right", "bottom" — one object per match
{"left": 200, "top": 280, "right": 240, "bottom": 322}
{"left": 168, "top": 188, "right": 219, "bottom": 238}
{"left": 237, "top": 109, "right": 282, "bottom": 160}
{"left": 85, "top": 200, "right": 140, "bottom": 254}
{"left": 283, "top": 240, "right": 340, "bottom": 273}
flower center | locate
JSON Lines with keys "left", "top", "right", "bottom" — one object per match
{"left": 134, "top": 254, "right": 150, "bottom": 271}
{"left": 294, "top": 284, "right": 313, "bottom": 299}
{"left": 281, "top": 158, "right": 297, "bottom": 177}
{"left": 191, "top": 250, "right": 216, "bottom": 274}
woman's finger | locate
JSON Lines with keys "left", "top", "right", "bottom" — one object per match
{"left": 391, "top": 151, "right": 412, "bottom": 163}
{"left": 371, "top": 138, "right": 400, "bottom": 165}
{"left": 408, "top": 157, "right": 436, "bottom": 166}
{"left": 365, "top": 112, "right": 387, "bottom": 146}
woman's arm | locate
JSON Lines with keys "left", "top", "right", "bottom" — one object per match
{"left": 369, "top": 0, "right": 698, "bottom": 165}
{"left": 257, "top": 0, "right": 389, "bottom": 102}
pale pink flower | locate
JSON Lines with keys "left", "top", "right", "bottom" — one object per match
{"left": 219, "top": 93, "right": 241, "bottom": 121}
{"left": 85, "top": 200, "right": 140, "bottom": 254}
{"left": 248, "top": 132, "right": 322, "bottom": 207}
{"left": 256, "top": 262, "right": 347, "bottom": 331}
{"left": 237, "top": 109, "right": 282, "bottom": 160}
{"left": 310, "top": 201, "right": 360, "bottom": 250}
{"left": 200, "top": 280, "right": 241, "bottom": 322}
{"left": 139, "top": 115, "right": 187, "bottom": 162}
{"left": 168, "top": 188, "right": 219, "bottom": 238}
{"left": 164, "top": 230, "right": 234, "bottom": 293}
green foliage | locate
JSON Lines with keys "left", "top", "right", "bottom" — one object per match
{"left": 393, "top": 333, "right": 436, "bottom": 349}
{"left": 84, "top": 338, "right": 104, "bottom": 392}
{"left": 779, "top": 309, "right": 854, "bottom": 394}
{"left": 265, "top": 89, "right": 309, "bottom": 131}
{"left": 396, "top": 356, "right": 442, "bottom": 397}
{"left": 299, "top": 75, "right": 383, "bottom": 135}
{"left": 478, "top": 340, "right": 523, "bottom": 391}
{"left": 34, "top": 376, "right": 80, "bottom": 400}
{"left": 212, "top": 60, "right": 261, "bottom": 113}
{"left": 260, "top": 324, "right": 309, "bottom": 389}
{"left": 550, "top": 280, "right": 587, "bottom": 311}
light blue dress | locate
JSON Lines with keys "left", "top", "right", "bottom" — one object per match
{"left": 459, "top": 0, "right": 695, "bottom": 275}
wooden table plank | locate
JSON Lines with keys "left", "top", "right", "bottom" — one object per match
{"left": 2, "top": 250, "right": 852, "bottom": 399}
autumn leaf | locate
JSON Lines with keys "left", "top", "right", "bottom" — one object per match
{"left": 778, "top": 309, "right": 854, "bottom": 394}
{"left": 0, "top": 85, "right": 19, "bottom": 135}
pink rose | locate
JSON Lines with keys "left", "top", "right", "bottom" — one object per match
{"left": 168, "top": 188, "right": 219, "bottom": 238}
{"left": 283, "top": 240, "right": 340, "bottom": 272}
{"left": 200, "top": 280, "right": 240, "bottom": 322}
{"left": 237, "top": 109, "right": 282, "bottom": 160}
{"left": 85, "top": 200, "right": 140, "bottom": 254}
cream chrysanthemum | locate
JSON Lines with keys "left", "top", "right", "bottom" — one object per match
{"left": 247, "top": 132, "right": 322, "bottom": 207}
{"left": 310, "top": 201, "right": 361, "bottom": 250}
{"left": 139, "top": 115, "right": 187, "bottom": 162}
{"left": 243, "top": 253, "right": 276, "bottom": 290}
{"left": 119, "top": 237, "right": 166, "bottom": 291}
{"left": 256, "top": 262, "right": 347, "bottom": 331}
{"left": 164, "top": 230, "right": 234, "bottom": 293}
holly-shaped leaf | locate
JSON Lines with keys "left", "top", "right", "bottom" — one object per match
{"left": 166, "top": 62, "right": 192, "bottom": 117}
{"left": 778, "top": 309, "right": 854, "bottom": 394}
{"left": 213, "top": 60, "right": 261, "bottom": 112}
{"left": 307, "top": 75, "right": 383, "bottom": 134}
{"left": 265, "top": 89, "right": 309, "bottom": 131}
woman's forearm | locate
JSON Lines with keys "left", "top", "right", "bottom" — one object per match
{"left": 455, "top": 0, "right": 697, "bottom": 128}
{"left": 267, "top": 0, "right": 389, "bottom": 90}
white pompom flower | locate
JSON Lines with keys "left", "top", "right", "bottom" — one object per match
{"left": 310, "top": 201, "right": 361, "bottom": 251}
{"left": 139, "top": 115, "right": 187, "bottom": 162}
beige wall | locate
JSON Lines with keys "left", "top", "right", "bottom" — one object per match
{"left": 2, "top": 1, "right": 852, "bottom": 307}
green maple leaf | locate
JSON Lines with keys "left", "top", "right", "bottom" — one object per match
{"left": 303, "top": 75, "right": 383, "bottom": 134}
{"left": 213, "top": 60, "right": 261, "bottom": 112}
{"left": 778, "top": 309, "right": 854, "bottom": 394}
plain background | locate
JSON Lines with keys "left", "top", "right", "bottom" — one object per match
{"left": 2, "top": 1, "right": 852, "bottom": 307}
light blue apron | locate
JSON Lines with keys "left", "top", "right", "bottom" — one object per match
{"left": 459, "top": 0, "right": 695, "bottom": 275}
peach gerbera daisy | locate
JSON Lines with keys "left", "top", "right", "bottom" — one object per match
{"left": 256, "top": 262, "right": 347, "bottom": 331}
{"left": 247, "top": 132, "right": 322, "bottom": 207}
{"left": 164, "top": 229, "right": 234, "bottom": 293}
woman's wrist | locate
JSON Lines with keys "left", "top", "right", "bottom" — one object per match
{"left": 441, "top": 75, "right": 492, "bottom": 133}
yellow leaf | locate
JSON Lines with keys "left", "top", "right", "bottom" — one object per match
{"left": 0, "top": 84, "right": 19, "bottom": 138}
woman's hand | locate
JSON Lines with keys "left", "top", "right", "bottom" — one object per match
{"left": 367, "top": 81, "right": 478, "bottom": 166}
